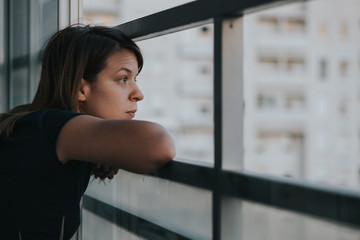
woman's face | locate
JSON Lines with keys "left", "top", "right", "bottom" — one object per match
{"left": 79, "top": 49, "right": 144, "bottom": 119}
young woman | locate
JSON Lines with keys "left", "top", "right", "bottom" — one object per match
{"left": 0, "top": 25, "right": 175, "bottom": 240}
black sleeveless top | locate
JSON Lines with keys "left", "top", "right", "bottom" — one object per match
{"left": 0, "top": 109, "right": 91, "bottom": 240}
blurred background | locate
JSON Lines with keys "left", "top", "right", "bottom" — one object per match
{"left": 83, "top": 0, "right": 360, "bottom": 191}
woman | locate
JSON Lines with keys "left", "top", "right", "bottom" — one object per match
{"left": 0, "top": 25, "right": 175, "bottom": 239}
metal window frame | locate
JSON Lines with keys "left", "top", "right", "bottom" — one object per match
{"left": 59, "top": 0, "right": 82, "bottom": 29}
{"left": 82, "top": 0, "right": 360, "bottom": 239}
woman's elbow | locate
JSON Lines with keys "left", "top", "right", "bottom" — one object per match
{"left": 163, "top": 132, "right": 176, "bottom": 161}
{"left": 148, "top": 127, "right": 176, "bottom": 172}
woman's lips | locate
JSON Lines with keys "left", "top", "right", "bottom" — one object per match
{"left": 126, "top": 110, "right": 136, "bottom": 118}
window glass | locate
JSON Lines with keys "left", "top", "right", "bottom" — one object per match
{"left": 83, "top": 0, "right": 195, "bottom": 26}
{"left": 243, "top": 0, "right": 360, "bottom": 189}
{"left": 9, "top": 0, "right": 29, "bottom": 108}
{"left": 135, "top": 27, "right": 214, "bottom": 163}
{"left": 83, "top": 3, "right": 214, "bottom": 163}
{"left": 221, "top": 197, "right": 360, "bottom": 239}
{"left": 8, "top": 0, "right": 58, "bottom": 108}
{"left": 82, "top": 210, "right": 143, "bottom": 240}
{"left": 0, "top": 0, "right": 6, "bottom": 112}
{"left": 84, "top": 170, "right": 212, "bottom": 240}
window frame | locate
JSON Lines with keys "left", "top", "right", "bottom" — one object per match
{"left": 82, "top": 0, "right": 360, "bottom": 239}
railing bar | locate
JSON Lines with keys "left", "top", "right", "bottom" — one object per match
{"left": 154, "top": 160, "right": 360, "bottom": 227}
{"left": 114, "top": 0, "right": 301, "bottom": 41}
{"left": 221, "top": 170, "right": 360, "bottom": 227}
{"left": 154, "top": 159, "right": 214, "bottom": 191}
{"left": 158, "top": 160, "right": 360, "bottom": 199}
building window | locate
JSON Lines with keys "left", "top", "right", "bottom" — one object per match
{"left": 319, "top": 58, "right": 328, "bottom": 80}
{"left": 258, "top": 15, "right": 279, "bottom": 32}
{"left": 285, "top": 56, "right": 305, "bottom": 72}
{"left": 257, "top": 93, "right": 278, "bottom": 109}
{"left": 285, "top": 17, "right": 306, "bottom": 33}
{"left": 258, "top": 55, "right": 279, "bottom": 70}
{"left": 199, "top": 64, "right": 211, "bottom": 75}
{"left": 339, "top": 60, "right": 349, "bottom": 77}
{"left": 339, "top": 99, "right": 348, "bottom": 114}
{"left": 318, "top": 22, "right": 328, "bottom": 41}
{"left": 284, "top": 93, "right": 305, "bottom": 109}
{"left": 339, "top": 21, "right": 349, "bottom": 42}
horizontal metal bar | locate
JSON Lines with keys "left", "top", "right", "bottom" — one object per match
{"left": 155, "top": 159, "right": 360, "bottom": 227}
{"left": 83, "top": 195, "right": 191, "bottom": 240}
{"left": 153, "top": 157, "right": 214, "bottom": 190}
{"left": 114, "top": 0, "right": 299, "bottom": 41}
{"left": 221, "top": 170, "right": 360, "bottom": 227}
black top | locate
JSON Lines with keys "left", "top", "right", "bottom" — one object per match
{"left": 0, "top": 109, "right": 91, "bottom": 240}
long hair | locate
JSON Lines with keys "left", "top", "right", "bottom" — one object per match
{"left": 0, "top": 25, "right": 143, "bottom": 137}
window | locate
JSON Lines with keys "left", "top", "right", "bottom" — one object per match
{"left": 285, "top": 56, "right": 305, "bottom": 72}
{"left": 339, "top": 60, "right": 349, "bottom": 77}
{"left": 318, "top": 21, "right": 328, "bottom": 41}
{"left": 258, "top": 15, "right": 279, "bottom": 32}
{"left": 339, "top": 21, "right": 349, "bottom": 42}
{"left": 284, "top": 93, "right": 305, "bottom": 109}
{"left": 258, "top": 55, "right": 279, "bottom": 70}
{"left": 257, "top": 93, "right": 278, "bottom": 109}
{"left": 319, "top": 58, "right": 328, "bottom": 80}
{"left": 3, "top": 1, "right": 359, "bottom": 240}
{"left": 79, "top": 0, "right": 360, "bottom": 239}
{"left": 285, "top": 17, "right": 306, "bottom": 33}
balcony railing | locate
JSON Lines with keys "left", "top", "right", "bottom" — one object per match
{"left": 82, "top": 0, "right": 360, "bottom": 239}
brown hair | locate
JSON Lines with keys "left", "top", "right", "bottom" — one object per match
{"left": 0, "top": 25, "right": 143, "bottom": 137}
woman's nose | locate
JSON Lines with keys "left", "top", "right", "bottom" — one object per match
{"left": 131, "top": 83, "right": 144, "bottom": 102}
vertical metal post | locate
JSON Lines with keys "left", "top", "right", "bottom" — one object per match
{"left": 58, "top": 0, "right": 82, "bottom": 30}
{"left": 215, "top": 16, "right": 244, "bottom": 239}
{"left": 221, "top": 17, "right": 244, "bottom": 171}
{"left": 213, "top": 16, "right": 223, "bottom": 240}
{"left": 221, "top": 17, "right": 244, "bottom": 239}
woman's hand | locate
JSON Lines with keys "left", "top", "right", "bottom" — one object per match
{"left": 93, "top": 164, "right": 119, "bottom": 180}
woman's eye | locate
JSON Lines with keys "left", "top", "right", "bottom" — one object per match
{"left": 119, "top": 77, "right": 127, "bottom": 83}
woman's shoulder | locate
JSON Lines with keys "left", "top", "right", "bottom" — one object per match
{"left": 19, "top": 108, "right": 82, "bottom": 123}
{"left": 14, "top": 108, "right": 83, "bottom": 138}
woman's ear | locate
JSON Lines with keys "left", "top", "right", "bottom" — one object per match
{"left": 78, "top": 78, "right": 89, "bottom": 102}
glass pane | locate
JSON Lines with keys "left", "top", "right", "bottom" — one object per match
{"left": 243, "top": 0, "right": 360, "bottom": 189}
{"left": 222, "top": 197, "right": 360, "bottom": 240}
{"left": 83, "top": 2, "right": 214, "bottom": 163}
{"left": 0, "top": 0, "right": 6, "bottom": 112}
{"left": 29, "top": 0, "right": 58, "bottom": 98}
{"left": 82, "top": 0, "right": 195, "bottom": 26}
{"left": 9, "top": 0, "right": 29, "bottom": 108}
{"left": 9, "top": 0, "right": 58, "bottom": 108}
{"left": 84, "top": 170, "right": 212, "bottom": 240}
{"left": 82, "top": 210, "right": 143, "bottom": 240}
{"left": 135, "top": 26, "right": 214, "bottom": 163}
